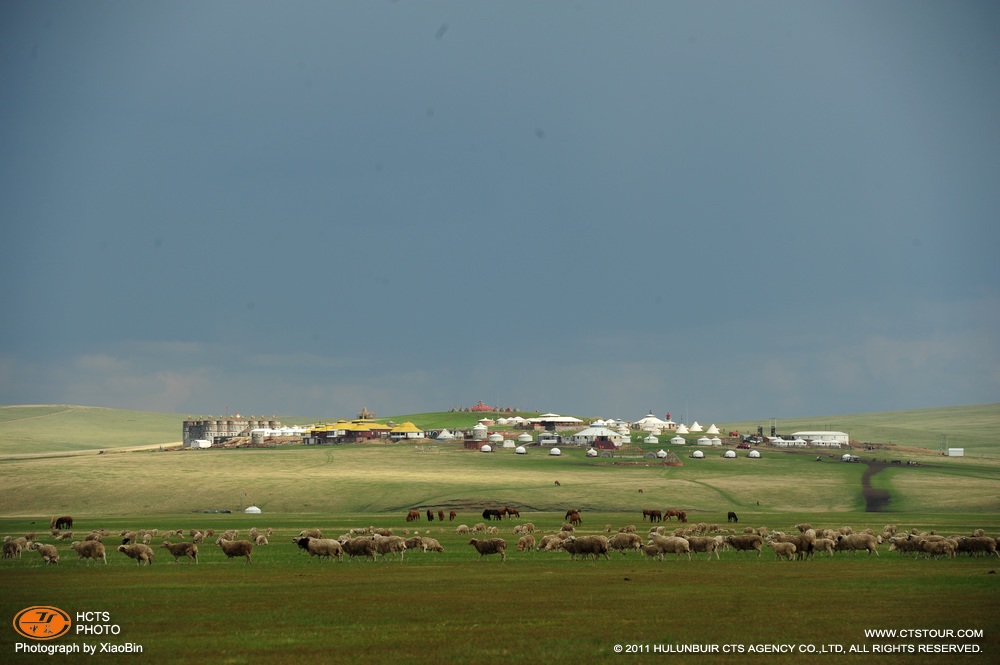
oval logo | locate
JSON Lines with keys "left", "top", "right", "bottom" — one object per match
{"left": 13, "top": 606, "right": 72, "bottom": 640}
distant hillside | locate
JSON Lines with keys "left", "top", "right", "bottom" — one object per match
{"left": 1, "top": 403, "right": 996, "bottom": 457}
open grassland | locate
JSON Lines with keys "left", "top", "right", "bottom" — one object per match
{"left": 1, "top": 512, "right": 998, "bottom": 665}
{"left": 1, "top": 443, "right": 999, "bottom": 517}
{"left": 2, "top": 403, "right": 999, "bottom": 663}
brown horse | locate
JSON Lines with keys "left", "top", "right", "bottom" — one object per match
{"left": 405, "top": 510, "right": 420, "bottom": 522}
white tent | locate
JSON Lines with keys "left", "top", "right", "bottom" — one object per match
{"left": 244, "top": 505, "right": 262, "bottom": 514}
{"left": 723, "top": 450, "right": 736, "bottom": 458}
{"left": 549, "top": 447, "right": 562, "bottom": 456}
{"left": 480, "top": 444, "right": 493, "bottom": 453}
{"left": 586, "top": 448, "right": 598, "bottom": 457}
{"left": 436, "top": 429, "right": 455, "bottom": 440}
{"left": 488, "top": 433, "right": 503, "bottom": 443}
{"left": 697, "top": 437, "right": 711, "bottom": 446}
{"left": 675, "top": 424, "right": 690, "bottom": 434}
{"left": 689, "top": 421, "right": 703, "bottom": 432}
{"left": 517, "top": 433, "right": 533, "bottom": 443}
{"left": 502, "top": 439, "right": 515, "bottom": 448}
{"left": 748, "top": 450, "right": 761, "bottom": 458}
{"left": 570, "top": 426, "right": 624, "bottom": 446}
{"left": 515, "top": 446, "right": 527, "bottom": 455}
{"left": 670, "top": 436, "right": 685, "bottom": 445}
{"left": 691, "top": 450, "right": 705, "bottom": 458}
{"left": 644, "top": 434, "right": 659, "bottom": 444}
{"left": 656, "top": 449, "right": 668, "bottom": 458}
{"left": 710, "top": 437, "right": 722, "bottom": 446}
{"left": 706, "top": 424, "right": 720, "bottom": 435}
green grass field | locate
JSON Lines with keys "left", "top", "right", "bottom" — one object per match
{"left": 1, "top": 404, "right": 999, "bottom": 663}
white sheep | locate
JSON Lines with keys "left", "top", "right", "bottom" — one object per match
{"left": 921, "top": 539, "right": 956, "bottom": 559}
{"left": 455, "top": 524, "right": 470, "bottom": 534}
{"left": 117, "top": 543, "right": 155, "bottom": 565}
{"left": 71, "top": 540, "right": 107, "bottom": 565}
{"left": 683, "top": 535, "right": 722, "bottom": 560}
{"left": 561, "top": 535, "right": 610, "bottom": 560}
{"left": 161, "top": 541, "right": 199, "bottom": 563}
{"left": 835, "top": 533, "right": 879, "bottom": 556}
{"left": 646, "top": 535, "right": 692, "bottom": 561}
{"left": 767, "top": 540, "right": 797, "bottom": 560}
{"left": 372, "top": 535, "right": 407, "bottom": 560}
{"left": 31, "top": 542, "right": 60, "bottom": 565}
{"left": 255, "top": 535, "right": 269, "bottom": 546}
{"left": 216, "top": 538, "right": 253, "bottom": 564}
{"left": 608, "top": 532, "right": 643, "bottom": 555}
{"left": 812, "top": 538, "right": 836, "bottom": 556}
{"left": 517, "top": 535, "right": 536, "bottom": 552}
{"left": 298, "top": 528, "right": 322, "bottom": 539}
{"left": 419, "top": 537, "right": 444, "bottom": 553}
{"left": 294, "top": 537, "right": 344, "bottom": 562}
{"left": 469, "top": 538, "right": 507, "bottom": 561}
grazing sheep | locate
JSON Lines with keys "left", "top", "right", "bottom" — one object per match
{"left": 772, "top": 531, "right": 816, "bottom": 560}
{"left": 836, "top": 533, "right": 879, "bottom": 557}
{"left": 294, "top": 537, "right": 344, "bottom": 562}
{"left": 419, "top": 537, "right": 444, "bottom": 553}
{"left": 767, "top": 540, "right": 797, "bottom": 560}
{"left": 646, "top": 535, "right": 692, "bottom": 561}
{"left": 642, "top": 543, "right": 664, "bottom": 560}
{"left": 561, "top": 535, "right": 610, "bottom": 561}
{"left": 298, "top": 528, "right": 322, "bottom": 539}
{"left": 117, "top": 543, "right": 155, "bottom": 565}
{"left": 372, "top": 535, "right": 407, "bottom": 561}
{"left": 455, "top": 524, "right": 470, "bottom": 534}
{"left": 31, "top": 542, "right": 60, "bottom": 565}
{"left": 726, "top": 534, "right": 764, "bottom": 557}
{"left": 160, "top": 541, "right": 199, "bottom": 563}
{"left": 340, "top": 537, "right": 378, "bottom": 562}
{"left": 517, "top": 535, "right": 536, "bottom": 552}
{"left": 221, "top": 530, "right": 239, "bottom": 541}
{"left": 794, "top": 523, "right": 813, "bottom": 533}
{"left": 971, "top": 528, "right": 985, "bottom": 538}
{"left": 255, "top": 535, "right": 269, "bottom": 546}
{"left": 538, "top": 535, "right": 564, "bottom": 552}
{"left": 2, "top": 541, "right": 23, "bottom": 559}
{"left": 71, "top": 540, "right": 107, "bottom": 565}
{"left": 472, "top": 523, "right": 487, "bottom": 534}
{"left": 888, "top": 536, "right": 925, "bottom": 557}
{"left": 684, "top": 536, "right": 722, "bottom": 560}
{"left": 216, "top": 538, "right": 253, "bottom": 564}
{"left": 469, "top": 538, "right": 507, "bottom": 561}
{"left": 608, "top": 532, "right": 644, "bottom": 555}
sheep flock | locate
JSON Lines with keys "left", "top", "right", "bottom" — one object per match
{"left": 2, "top": 518, "right": 996, "bottom": 569}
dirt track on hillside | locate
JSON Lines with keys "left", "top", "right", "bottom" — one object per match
{"left": 861, "top": 461, "right": 891, "bottom": 512}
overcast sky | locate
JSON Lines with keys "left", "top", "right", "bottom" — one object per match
{"left": 2, "top": 1, "right": 998, "bottom": 423}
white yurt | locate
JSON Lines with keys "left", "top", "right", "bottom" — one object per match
{"left": 697, "top": 436, "right": 711, "bottom": 446}
{"left": 488, "top": 433, "right": 503, "bottom": 444}
{"left": 711, "top": 437, "right": 723, "bottom": 446}
{"left": 586, "top": 447, "right": 598, "bottom": 457}
{"left": 656, "top": 449, "right": 668, "bottom": 459}
{"left": 670, "top": 436, "right": 685, "bottom": 445}
{"left": 517, "top": 433, "right": 533, "bottom": 443}
{"left": 496, "top": 417, "right": 509, "bottom": 425}
{"left": 748, "top": 450, "right": 761, "bottom": 458}
{"left": 244, "top": 505, "right": 262, "bottom": 514}
{"left": 549, "top": 447, "right": 562, "bottom": 456}
{"left": 675, "top": 424, "right": 689, "bottom": 434}
{"left": 706, "top": 424, "right": 720, "bottom": 435}
{"left": 472, "top": 423, "right": 488, "bottom": 440}
{"left": 515, "top": 446, "right": 527, "bottom": 455}
{"left": 644, "top": 434, "right": 659, "bottom": 444}
{"left": 723, "top": 450, "right": 736, "bottom": 458}
{"left": 480, "top": 444, "right": 493, "bottom": 453}
{"left": 691, "top": 450, "right": 705, "bottom": 459}
{"left": 436, "top": 429, "right": 455, "bottom": 440}
{"left": 689, "top": 421, "right": 703, "bottom": 432}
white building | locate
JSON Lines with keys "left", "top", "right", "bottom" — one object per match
{"left": 793, "top": 431, "right": 850, "bottom": 447}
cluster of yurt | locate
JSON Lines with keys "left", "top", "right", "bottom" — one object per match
{"left": 690, "top": 449, "right": 762, "bottom": 459}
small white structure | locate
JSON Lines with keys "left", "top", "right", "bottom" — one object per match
{"left": 538, "top": 432, "right": 560, "bottom": 446}
{"left": 472, "top": 423, "right": 488, "bottom": 441}
{"left": 691, "top": 450, "right": 705, "bottom": 459}
{"left": 644, "top": 434, "right": 659, "bottom": 444}
{"left": 244, "top": 505, "right": 262, "bottom": 514}
{"left": 502, "top": 439, "right": 515, "bottom": 449}
{"left": 586, "top": 447, "right": 598, "bottom": 457}
{"left": 633, "top": 412, "right": 676, "bottom": 431}
{"left": 697, "top": 436, "right": 711, "bottom": 446}
{"left": 436, "top": 429, "right": 455, "bottom": 440}
{"left": 656, "top": 449, "right": 668, "bottom": 459}
{"left": 549, "top": 447, "right": 562, "bottom": 456}
{"left": 947, "top": 448, "right": 964, "bottom": 457}
{"left": 689, "top": 421, "right": 703, "bottom": 432}
{"left": 515, "top": 446, "right": 527, "bottom": 455}
{"left": 670, "top": 436, "right": 685, "bottom": 445}
{"left": 188, "top": 439, "right": 212, "bottom": 449}
{"left": 488, "top": 433, "right": 503, "bottom": 444}
{"left": 706, "top": 424, "right": 720, "bottom": 435}
{"left": 710, "top": 437, "right": 722, "bottom": 446}
{"left": 675, "top": 424, "right": 690, "bottom": 434}
{"left": 480, "top": 444, "right": 493, "bottom": 453}
{"left": 517, "top": 433, "right": 533, "bottom": 443}
{"left": 723, "top": 450, "right": 736, "bottom": 458}
{"left": 569, "top": 426, "right": 624, "bottom": 446}
{"left": 748, "top": 449, "right": 761, "bottom": 458}
{"left": 793, "top": 431, "right": 850, "bottom": 447}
